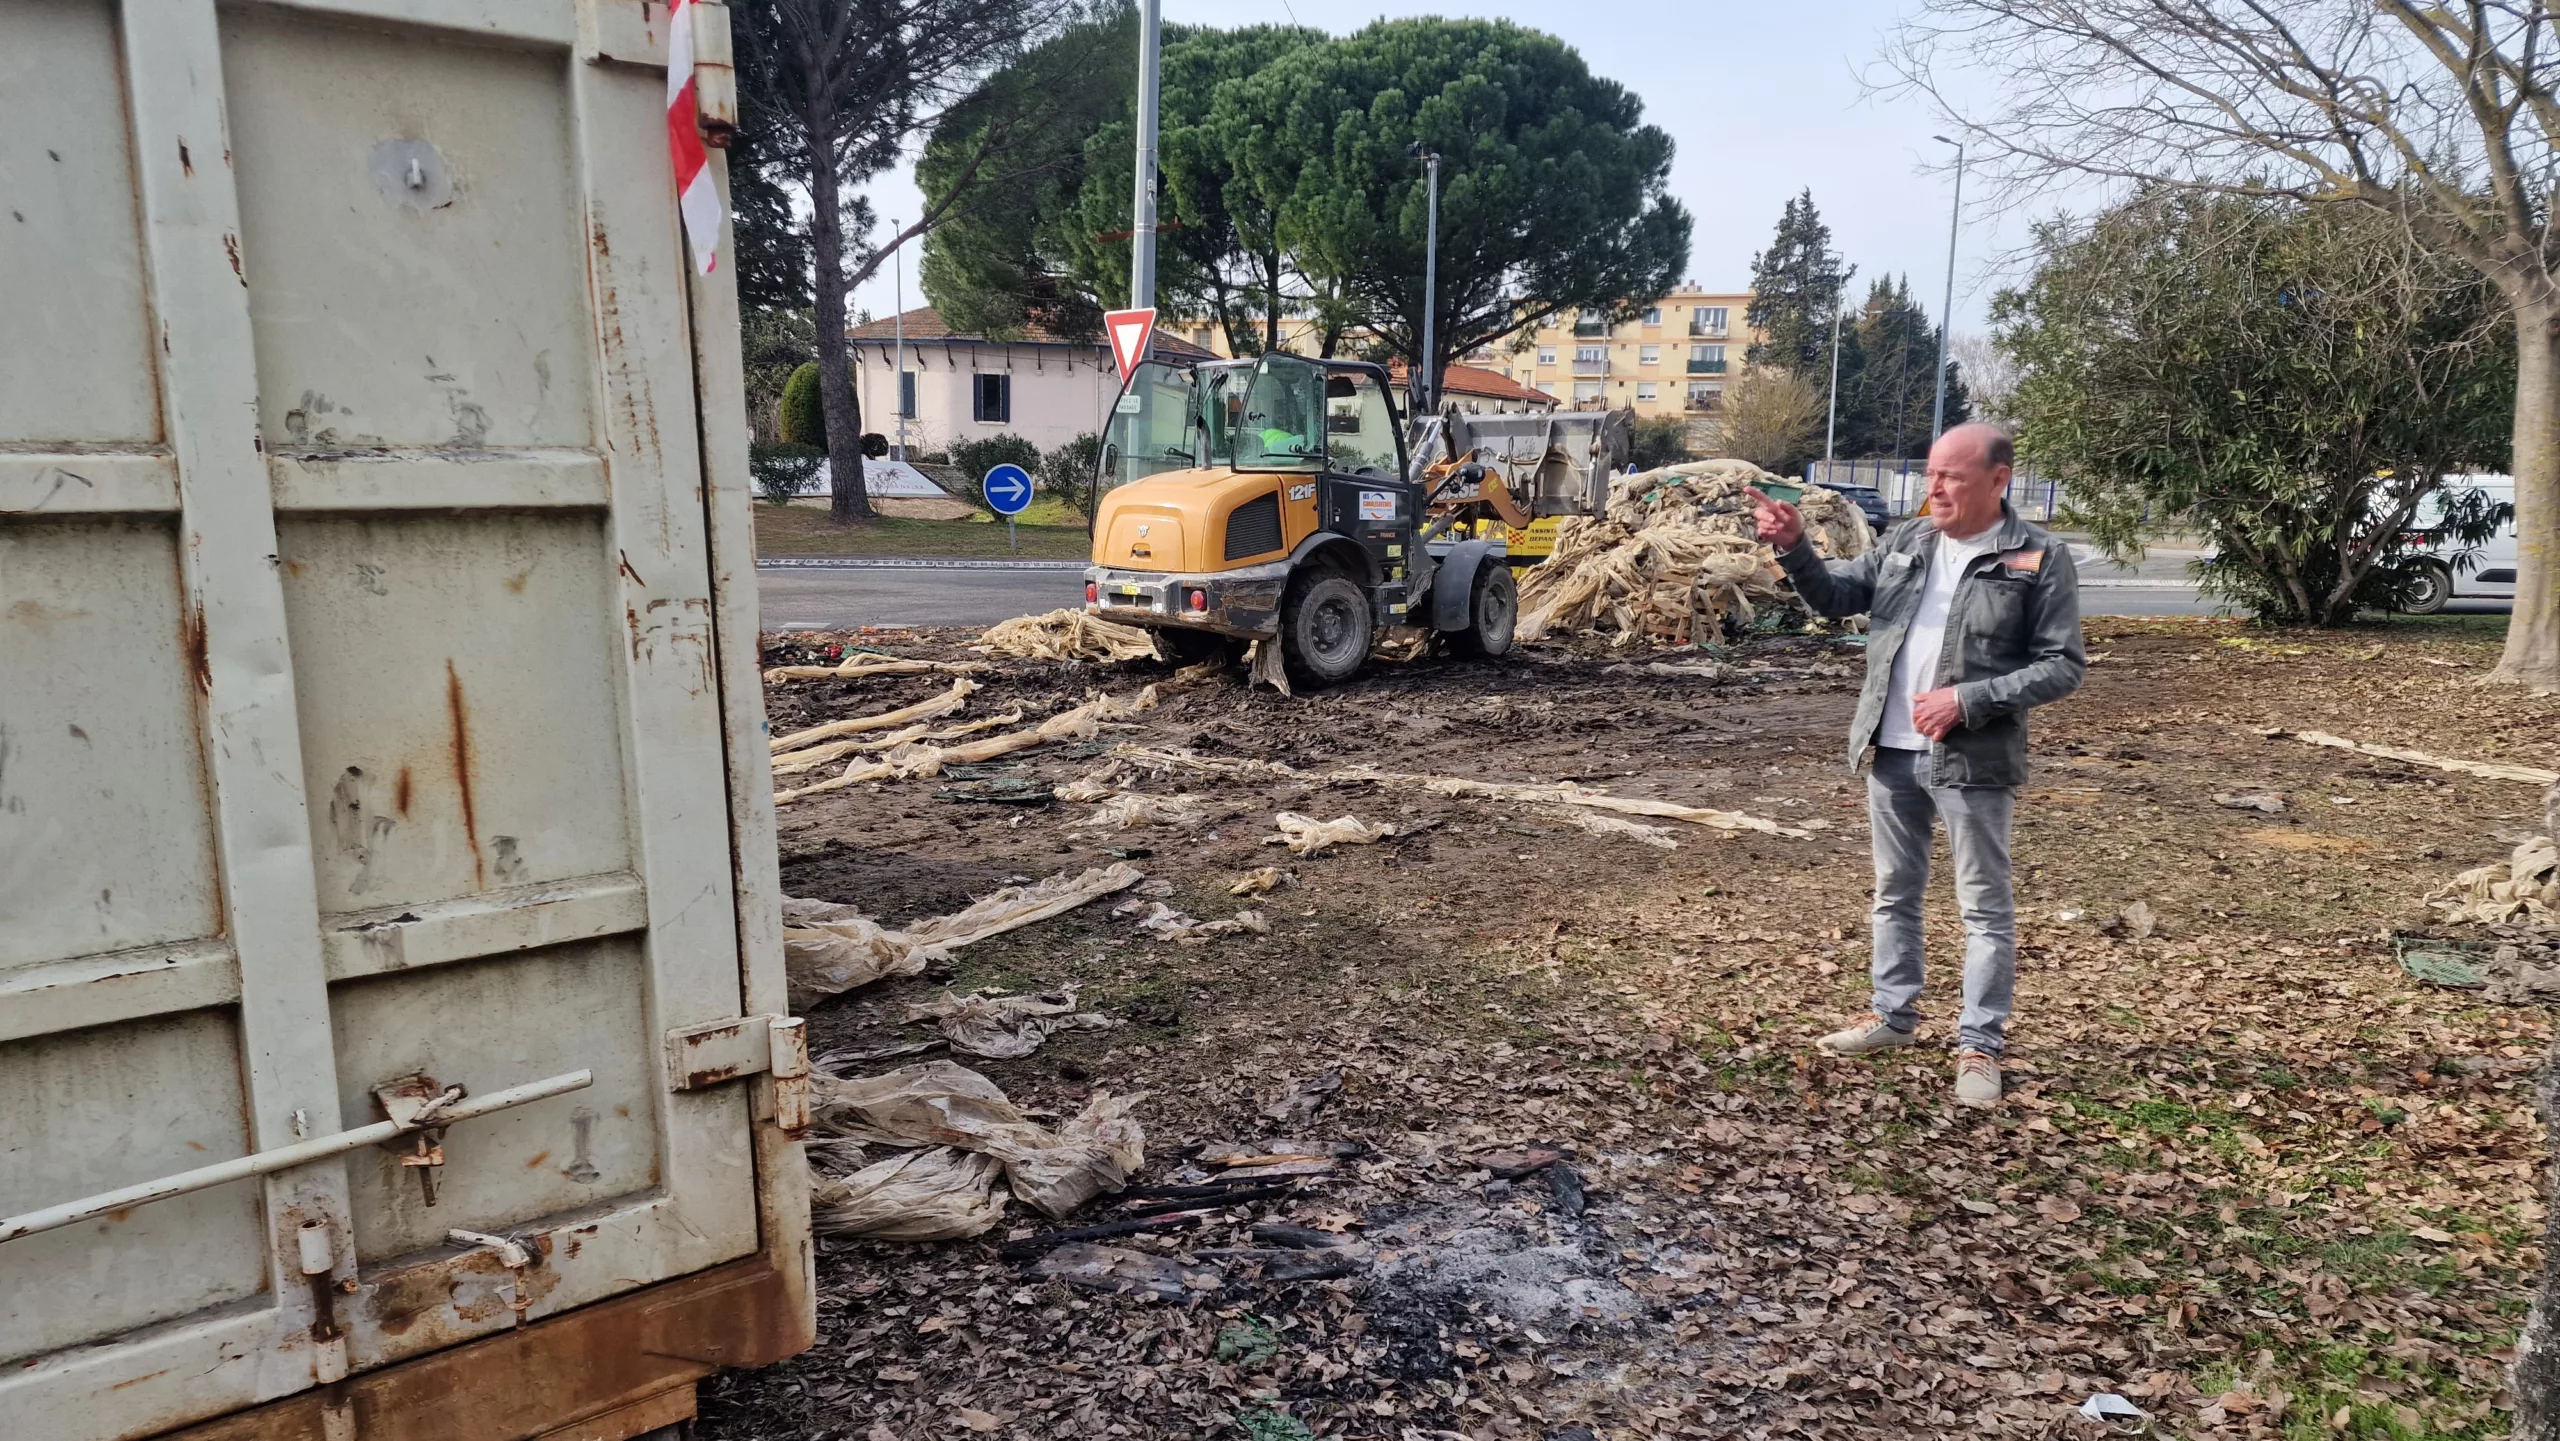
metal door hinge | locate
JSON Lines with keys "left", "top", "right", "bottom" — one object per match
{"left": 666, "top": 1014, "right": 812, "bottom": 1136}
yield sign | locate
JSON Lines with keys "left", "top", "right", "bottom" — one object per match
{"left": 1104, "top": 307, "right": 1158, "bottom": 381}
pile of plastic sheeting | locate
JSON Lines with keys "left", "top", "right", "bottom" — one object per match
{"left": 1516, "top": 460, "right": 1873, "bottom": 646}
{"left": 782, "top": 863, "right": 1145, "bottom": 1009}
{"left": 1271, "top": 812, "right": 1396, "bottom": 855}
{"left": 2431, "top": 835, "right": 2559, "bottom": 928}
{"left": 903, "top": 987, "right": 1113, "bottom": 1058}
{"left": 774, "top": 686, "right": 1158, "bottom": 804}
{"left": 975, "top": 608, "right": 1159, "bottom": 663}
{"left": 808, "top": 1060, "right": 1145, "bottom": 1234}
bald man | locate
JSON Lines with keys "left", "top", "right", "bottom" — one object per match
{"left": 1747, "top": 424, "right": 2085, "bottom": 1107}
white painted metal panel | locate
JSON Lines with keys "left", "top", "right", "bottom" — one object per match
{"left": 0, "top": 0, "right": 791, "bottom": 1434}
{"left": 0, "top": 0, "right": 160, "bottom": 445}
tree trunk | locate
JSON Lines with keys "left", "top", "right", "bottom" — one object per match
{"left": 808, "top": 136, "right": 872, "bottom": 523}
{"left": 2495, "top": 298, "right": 2560, "bottom": 689}
{"left": 2518, "top": 1038, "right": 2560, "bottom": 1441}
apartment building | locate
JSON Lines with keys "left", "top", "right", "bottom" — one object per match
{"left": 1471, "top": 285, "right": 1755, "bottom": 422}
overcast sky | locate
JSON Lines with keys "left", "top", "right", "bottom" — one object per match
{"left": 846, "top": 0, "right": 2063, "bottom": 339}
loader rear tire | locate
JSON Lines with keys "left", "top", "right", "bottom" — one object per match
{"left": 1279, "top": 569, "right": 1371, "bottom": 687}
{"left": 1449, "top": 562, "right": 1517, "bottom": 658}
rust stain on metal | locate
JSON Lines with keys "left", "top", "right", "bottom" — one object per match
{"left": 181, "top": 601, "right": 210, "bottom": 694}
{"left": 110, "top": 1368, "right": 171, "bottom": 1391}
{"left": 178, "top": 139, "right": 192, "bottom": 177}
{"left": 445, "top": 659, "right": 485, "bottom": 888}
{"left": 617, "top": 550, "right": 646, "bottom": 587}
{"left": 154, "top": 1256, "right": 806, "bottom": 1441}
{"left": 222, "top": 232, "right": 244, "bottom": 286}
{"left": 395, "top": 765, "right": 413, "bottom": 817}
{"left": 525, "top": 1149, "right": 551, "bottom": 1169}
{"left": 504, "top": 567, "right": 531, "bottom": 594}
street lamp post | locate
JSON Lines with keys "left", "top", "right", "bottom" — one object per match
{"left": 1411, "top": 148, "right": 1441, "bottom": 417}
{"left": 1128, "top": 0, "right": 1162, "bottom": 322}
{"left": 1929, "top": 135, "right": 1965, "bottom": 443}
{"left": 892, "top": 219, "right": 908, "bottom": 461}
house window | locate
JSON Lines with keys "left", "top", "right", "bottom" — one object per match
{"left": 1572, "top": 380, "right": 1604, "bottom": 403}
{"left": 1535, "top": 380, "right": 1558, "bottom": 397}
{"left": 1686, "top": 380, "right": 1723, "bottom": 410}
{"left": 1636, "top": 381, "right": 1659, "bottom": 402}
{"left": 1688, "top": 344, "right": 1727, "bottom": 374}
{"left": 1691, "top": 306, "right": 1729, "bottom": 337}
{"left": 898, "top": 371, "right": 916, "bottom": 419}
{"left": 1574, "top": 308, "right": 1609, "bottom": 338}
{"left": 1643, "top": 306, "right": 1663, "bottom": 326}
{"left": 1639, "top": 345, "right": 1660, "bottom": 365}
{"left": 972, "top": 373, "right": 1011, "bottom": 423}
{"left": 1536, "top": 346, "right": 1556, "bottom": 366}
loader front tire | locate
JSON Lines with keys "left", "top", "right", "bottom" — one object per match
{"left": 1280, "top": 569, "right": 1371, "bottom": 687}
{"left": 1449, "top": 562, "right": 1518, "bottom": 658}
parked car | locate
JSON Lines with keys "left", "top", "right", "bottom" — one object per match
{"left": 1828, "top": 483, "right": 1893, "bottom": 532}
{"left": 2398, "top": 477, "right": 2517, "bottom": 613}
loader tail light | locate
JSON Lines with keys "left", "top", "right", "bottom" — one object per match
{"left": 1188, "top": 589, "right": 1208, "bottom": 612}
{"left": 1085, "top": 582, "right": 1099, "bottom": 604}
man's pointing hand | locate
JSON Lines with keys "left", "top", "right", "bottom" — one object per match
{"left": 1744, "top": 486, "right": 1804, "bottom": 550}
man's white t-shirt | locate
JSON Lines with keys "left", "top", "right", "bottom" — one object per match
{"left": 1877, "top": 526, "right": 2001, "bottom": 751}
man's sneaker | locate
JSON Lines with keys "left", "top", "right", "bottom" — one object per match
{"left": 1816, "top": 1015, "right": 1918, "bottom": 1057}
{"left": 1955, "top": 1049, "right": 2002, "bottom": 1108}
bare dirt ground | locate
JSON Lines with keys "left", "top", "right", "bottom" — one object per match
{"left": 696, "top": 616, "right": 2555, "bottom": 1441}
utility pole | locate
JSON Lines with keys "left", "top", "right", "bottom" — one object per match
{"left": 1128, "top": 0, "right": 1162, "bottom": 327}
{"left": 1930, "top": 135, "right": 1965, "bottom": 443}
{"left": 892, "top": 221, "right": 908, "bottom": 460}
{"left": 1417, "top": 149, "right": 1440, "bottom": 417}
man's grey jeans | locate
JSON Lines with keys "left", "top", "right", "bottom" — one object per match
{"left": 1868, "top": 747, "right": 2016, "bottom": 1055}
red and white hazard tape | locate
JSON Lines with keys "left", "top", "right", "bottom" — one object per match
{"left": 666, "top": 0, "right": 720, "bottom": 276}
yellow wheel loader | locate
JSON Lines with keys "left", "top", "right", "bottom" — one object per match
{"left": 1083, "top": 351, "right": 1629, "bottom": 686}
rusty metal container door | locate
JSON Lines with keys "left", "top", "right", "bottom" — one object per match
{"left": 0, "top": 2, "right": 799, "bottom": 1437}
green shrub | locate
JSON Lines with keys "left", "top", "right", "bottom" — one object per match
{"left": 950, "top": 434, "right": 1041, "bottom": 487}
{"left": 778, "top": 362, "right": 825, "bottom": 447}
{"left": 1042, "top": 432, "right": 1102, "bottom": 515}
{"left": 748, "top": 442, "right": 823, "bottom": 504}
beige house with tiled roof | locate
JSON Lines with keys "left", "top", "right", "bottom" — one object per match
{"left": 848, "top": 307, "right": 1214, "bottom": 458}
{"left": 1383, "top": 360, "right": 1558, "bottom": 414}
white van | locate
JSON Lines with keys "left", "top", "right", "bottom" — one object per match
{"left": 2402, "top": 476, "right": 2518, "bottom": 612}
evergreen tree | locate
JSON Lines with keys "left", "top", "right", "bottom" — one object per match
{"left": 1745, "top": 191, "right": 1853, "bottom": 376}
{"left": 1836, "top": 276, "right": 1968, "bottom": 459}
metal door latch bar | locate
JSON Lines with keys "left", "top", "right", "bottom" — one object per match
{"left": 0, "top": 1069, "right": 594, "bottom": 1245}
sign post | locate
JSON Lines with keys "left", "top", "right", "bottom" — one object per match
{"left": 982, "top": 462, "right": 1034, "bottom": 554}
{"left": 1103, "top": 307, "right": 1158, "bottom": 383}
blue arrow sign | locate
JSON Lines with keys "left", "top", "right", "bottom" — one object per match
{"left": 982, "top": 462, "right": 1034, "bottom": 517}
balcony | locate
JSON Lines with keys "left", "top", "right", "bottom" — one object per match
{"left": 1689, "top": 323, "right": 1728, "bottom": 339}
{"left": 1571, "top": 356, "right": 1610, "bottom": 377}
{"left": 1572, "top": 317, "right": 1610, "bottom": 338}
{"left": 1685, "top": 358, "right": 1727, "bottom": 375}
{"left": 1683, "top": 394, "right": 1721, "bottom": 413}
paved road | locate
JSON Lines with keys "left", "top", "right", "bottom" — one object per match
{"left": 758, "top": 560, "right": 1086, "bottom": 630}
{"left": 753, "top": 549, "right": 2512, "bottom": 629}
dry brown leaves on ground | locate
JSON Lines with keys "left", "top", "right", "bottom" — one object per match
{"left": 702, "top": 615, "right": 2550, "bottom": 1441}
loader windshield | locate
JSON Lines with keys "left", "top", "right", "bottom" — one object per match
{"left": 1097, "top": 359, "right": 1202, "bottom": 499}
{"left": 1234, "top": 354, "right": 1327, "bottom": 471}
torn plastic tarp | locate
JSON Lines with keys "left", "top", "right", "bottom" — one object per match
{"left": 1066, "top": 791, "right": 1207, "bottom": 832}
{"left": 770, "top": 676, "right": 979, "bottom": 755}
{"left": 974, "top": 609, "right": 1158, "bottom": 663}
{"left": 812, "top": 1060, "right": 1146, "bottom": 1218}
{"left": 904, "top": 987, "right": 1114, "bottom": 1059}
{"left": 1271, "top": 812, "right": 1396, "bottom": 855}
{"left": 769, "top": 711, "right": 1023, "bottom": 777}
{"left": 774, "top": 687, "right": 1158, "bottom": 805}
{"left": 783, "top": 898, "right": 948, "bottom": 1011}
{"left": 809, "top": 1145, "right": 1008, "bottom": 1240}
{"left": 764, "top": 653, "right": 991, "bottom": 683}
{"left": 783, "top": 863, "right": 1145, "bottom": 1008}
{"left": 1114, "top": 899, "right": 1270, "bottom": 943}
